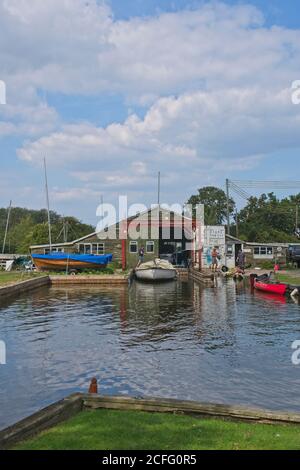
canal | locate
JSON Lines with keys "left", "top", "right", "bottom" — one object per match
{"left": 0, "top": 279, "right": 300, "bottom": 430}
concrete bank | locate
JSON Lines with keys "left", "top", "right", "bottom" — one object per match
{"left": 0, "top": 276, "right": 49, "bottom": 300}
{"left": 49, "top": 275, "right": 129, "bottom": 286}
{"left": 2, "top": 393, "right": 300, "bottom": 449}
{"left": 0, "top": 274, "right": 130, "bottom": 301}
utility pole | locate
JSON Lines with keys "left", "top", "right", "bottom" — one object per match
{"left": 235, "top": 209, "right": 239, "bottom": 239}
{"left": 63, "top": 218, "right": 68, "bottom": 243}
{"left": 296, "top": 204, "right": 299, "bottom": 232}
{"left": 226, "top": 178, "right": 230, "bottom": 235}
{"left": 44, "top": 157, "right": 52, "bottom": 252}
{"left": 2, "top": 200, "right": 12, "bottom": 254}
{"left": 157, "top": 171, "right": 161, "bottom": 207}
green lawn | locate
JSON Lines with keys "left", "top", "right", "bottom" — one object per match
{"left": 277, "top": 272, "right": 300, "bottom": 286}
{"left": 0, "top": 271, "right": 43, "bottom": 287}
{"left": 13, "top": 409, "right": 300, "bottom": 450}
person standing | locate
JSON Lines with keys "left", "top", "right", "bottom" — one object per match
{"left": 137, "top": 246, "right": 145, "bottom": 267}
{"left": 236, "top": 249, "right": 246, "bottom": 273}
{"left": 211, "top": 247, "right": 219, "bottom": 272}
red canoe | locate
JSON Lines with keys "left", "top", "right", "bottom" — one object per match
{"left": 254, "top": 280, "right": 287, "bottom": 296}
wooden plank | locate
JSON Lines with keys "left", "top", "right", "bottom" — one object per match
{"left": 0, "top": 394, "right": 83, "bottom": 450}
{"left": 0, "top": 276, "right": 50, "bottom": 300}
{"left": 189, "top": 269, "right": 215, "bottom": 287}
{"left": 82, "top": 394, "right": 300, "bottom": 425}
{"left": 2, "top": 393, "right": 300, "bottom": 449}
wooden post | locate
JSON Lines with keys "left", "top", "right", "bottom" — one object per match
{"left": 88, "top": 378, "right": 98, "bottom": 394}
{"left": 121, "top": 239, "right": 126, "bottom": 271}
{"left": 2, "top": 200, "right": 12, "bottom": 254}
{"left": 226, "top": 178, "right": 230, "bottom": 235}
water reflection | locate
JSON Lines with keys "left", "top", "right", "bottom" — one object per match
{"left": 0, "top": 279, "right": 300, "bottom": 430}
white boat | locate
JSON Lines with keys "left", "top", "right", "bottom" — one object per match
{"left": 135, "top": 259, "right": 177, "bottom": 282}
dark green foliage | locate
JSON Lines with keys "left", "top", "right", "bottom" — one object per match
{"left": 188, "top": 187, "right": 300, "bottom": 242}
{"left": 187, "top": 186, "right": 235, "bottom": 225}
{"left": 238, "top": 193, "right": 300, "bottom": 243}
{"left": 0, "top": 207, "right": 94, "bottom": 254}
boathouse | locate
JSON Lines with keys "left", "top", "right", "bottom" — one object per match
{"left": 30, "top": 207, "right": 198, "bottom": 270}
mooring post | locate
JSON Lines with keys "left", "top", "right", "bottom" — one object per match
{"left": 88, "top": 378, "right": 98, "bottom": 394}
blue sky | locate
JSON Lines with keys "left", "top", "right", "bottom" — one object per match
{"left": 110, "top": 0, "right": 300, "bottom": 27}
{"left": 0, "top": 0, "right": 300, "bottom": 225}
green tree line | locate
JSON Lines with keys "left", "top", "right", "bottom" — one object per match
{"left": 1, "top": 188, "right": 300, "bottom": 254}
{"left": 0, "top": 207, "right": 95, "bottom": 254}
{"left": 187, "top": 187, "right": 300, "bottom": 243}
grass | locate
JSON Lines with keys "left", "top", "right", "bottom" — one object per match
{"left": 13, "top": 409, "right": 300, "bottom": 450}
{"left": 277, "top": 272, "right": 300, "bottom": 286}
{"left": 0, "top": 271, "right": 43, "bottom": 287}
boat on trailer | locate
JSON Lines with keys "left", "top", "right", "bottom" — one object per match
{"left": 135, "top": 259, "right": 177, "bottom": 282}
{"left": 32, "top": 252, "right": 113, "bottom": 272}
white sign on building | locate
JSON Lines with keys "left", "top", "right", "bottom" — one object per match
{"left": 201, "top": 226, "right": 226, "bottom": 268}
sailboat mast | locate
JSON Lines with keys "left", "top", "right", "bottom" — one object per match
{"left": 44, "top": 157, "right": 52, "bottom": 252}
{"left": 157, "top": 171, "right": 161, "bottom": 207}
{"left": 2, "top": 200, "right": 12, "bottom": 254}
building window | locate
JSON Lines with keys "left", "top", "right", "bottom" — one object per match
{"left": 97, "top": 243, "right": 105, "bottom": 254}
{"left": 44, "top": 248, "right": 64, "bottom": 254}
{"left": 253, "top": 246, "right": 273, "bottom": 257}
{"left": 146, "top": 241, "right": 154, "bottom": 253}
{"left": 227, "top": 244, "right": 233, "bottom": 255}
{"left": 129, "top": 241, "right": 138, "bottom": 253}
{"left": 79, "top": 243, "right": 105, "bottom": 255}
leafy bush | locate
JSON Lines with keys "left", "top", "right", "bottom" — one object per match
{"left": 259, "top": 261, "right": 276, "bottom": 270}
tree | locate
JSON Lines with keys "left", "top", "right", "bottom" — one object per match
{"left": 187, "top": 186, "right": 235, "bottom": 225}
{"left": 0, "top": 207, "right": 95, "bottom": 254}
{"left": 238, "top": 193, "right": 300, "bottom": 242}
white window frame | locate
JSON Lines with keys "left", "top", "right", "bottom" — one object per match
{"left": 253, "top": 246, "right": 274, "bottom": 259}
{"left": 92, "top": 243, "right": 105, "bottom": 255}
{"left": 44, "top": 247, "right": 64, "bottom": 254}
{"left": 146, "top": 241, "right": 155, "bottom": 253}
{"left": 129, "top": 241, "right": 138, "bottom": 254}
{"left": 79, "top": 243, "right": 105, "bottom": 255}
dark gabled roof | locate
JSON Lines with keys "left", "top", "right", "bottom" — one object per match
{"left": 30, "top": 206, "right": 193, "bottom": 250}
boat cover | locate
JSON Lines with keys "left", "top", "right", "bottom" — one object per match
{"left": 32, "top": 253, "right": 113, "bottom": 266}
{"left": 136, "top": 259, "right": 176, "bottom": 271}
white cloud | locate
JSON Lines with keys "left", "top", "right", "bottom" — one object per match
{"left": 1, "top": 1, "right": 300, "bottom": 102}
{"left": 18, "top": 87, "right": 300, "bottom": 170}
{"left": 0, "top": 102, "right": 59, "bottom": 137}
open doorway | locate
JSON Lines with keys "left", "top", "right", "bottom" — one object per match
{"left": 234, "top": 244, "right": 242, "bottom": 266}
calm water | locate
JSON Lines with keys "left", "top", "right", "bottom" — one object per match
{"left": 1, "top": 279, "right": 300, "bottom": 430}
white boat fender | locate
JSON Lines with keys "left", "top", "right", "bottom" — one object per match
{"left": 290, "top": 288, "right": 299, "bottom": 298}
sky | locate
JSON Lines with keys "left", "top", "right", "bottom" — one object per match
{"left": 0, "top": 0, "right": 300, "bottom": 225}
